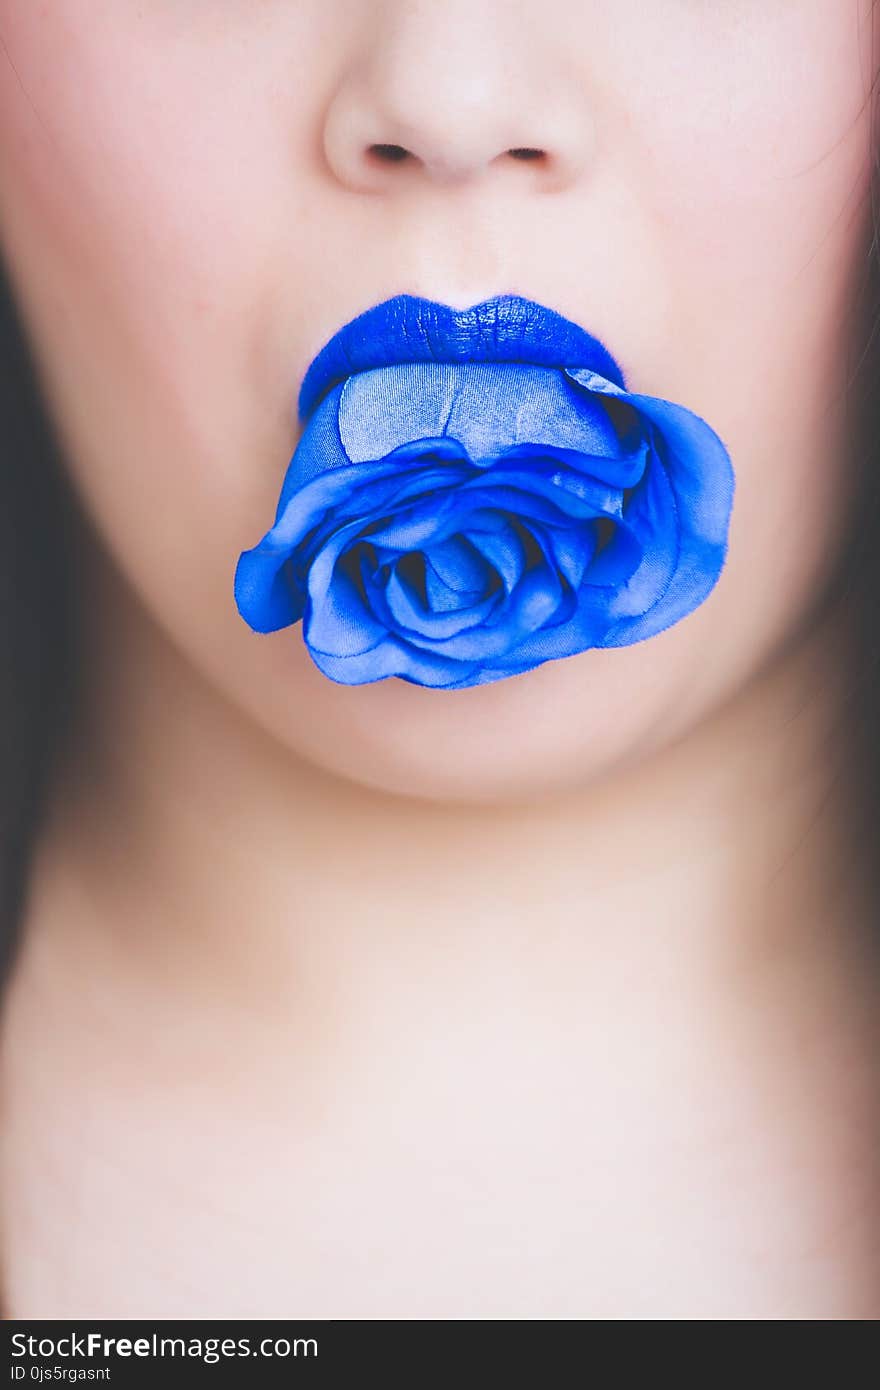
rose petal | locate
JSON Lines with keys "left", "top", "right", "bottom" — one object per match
{"left": 338, "top": 362, "right": 624, "bottom": 465}
{"left": 382, "top": 556, "right": 501, "bottom": 639}
{"left": 236, "top": 354, "right": 735, "bottom": 689}
{"left": 307, "top": 630, "right": 483, "bottom": 688}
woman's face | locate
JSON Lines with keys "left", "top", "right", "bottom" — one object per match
{"left": 0, "top": 1, "right": 875, "bottom": 803}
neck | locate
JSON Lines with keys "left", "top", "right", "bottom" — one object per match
{"left": 33, "top": 524, "right": 877, "bottom": 1022}
{"left": 15, "top": 530, "right": 880, "bottom": 1318}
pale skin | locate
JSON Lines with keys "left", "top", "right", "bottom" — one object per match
{"left": 0, "top": 0, "right": 879, "bottom": 1318}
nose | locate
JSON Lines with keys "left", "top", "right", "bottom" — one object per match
{"left": 321, "top": 1, "right": 592, "bottom": 194}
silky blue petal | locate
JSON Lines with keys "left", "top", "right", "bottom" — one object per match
{"left": 598, "top": 452, "right": 681, "bottom": 621}
{"left": 579, "top": 521, "right": 643, "bottom": 590}
{"left": 424, "top": 558, "right": 486, "bottom": 614}
{"left": 304, "top": 563, "right": 389, "bottom": 658}
{"left": 541, "top": 521, "right": 597, "bottom": 593}
{"left": 338, "top": 362, "right": 623, "bottom": 467}
{"left": 495, "top": 585, "right": 614, "bottom": 663}
{"left": 234, "top": 547, "right": 303, "bottom": 633}
{"left": 359, "top": 494, "right": 459, "bottom": 550}
{"left": 307, "top": 632, "right": 483, "bottom": 689}
{"left": 461, "top": 520, "right": 528, "bottom": 595}
{"left": 383, "top": 559, "right": 501, "bottom": 639}
{"left": 565, "top": 368, "right": 734, "bottom": 543}
{"left": 564, "top": 368, "right": 735, "bottom": 640}
{"left": 455, "top": 477, "right": 613, "bottom": 525}
{"left": 303, "top": 518, "right": 391, "bottom": 655}
{"left": 463, "top": 455, "right": 626, "bottom": 516}
{"left": 273, "top": 382, "right": 350, "bottom": 512}
{"left": 495, "top": 438, "right": 649, "bottom": 493}
{"left": 268, "top": 458, "right": 399, "bottom": 548}
{"left": 374, "top": 525, "right": 561, "bottom": 663}
{"left": 424, "top": 535, "right": 492, "bottom": 596}
{"left": 372, "top": 460, "right": 470, "bottom": 509}
{"left": 235, "top": 351, "right": 736, "bottom": 690}
{"left": 408, "top": 556, "right": 561, "bottom": 661}
{"left": 521, "top": 521, "right": 582, "bottom": 628}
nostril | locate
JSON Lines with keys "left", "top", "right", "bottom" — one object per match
{"left": 368, "top": 143, "right": 412, "bottom": 163}
{"left": 367, "top": 144, "right": 547, "bottom": 166}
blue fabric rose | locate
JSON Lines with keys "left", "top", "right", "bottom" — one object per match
{"left": 234, "top": 359, "right": 734, "bottom": 689}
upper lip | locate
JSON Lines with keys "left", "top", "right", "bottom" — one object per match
{"left": 297, "top": 293, "right": 626, "bottom": 421}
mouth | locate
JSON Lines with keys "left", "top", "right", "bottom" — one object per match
{"left": 296, "top": 293, "right": 627, "bottom": 422}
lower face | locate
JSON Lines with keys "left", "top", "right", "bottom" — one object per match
{"left": 0, "top": 2, "right": 875, "bottom": 802}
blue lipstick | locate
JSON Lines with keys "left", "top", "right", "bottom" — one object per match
{"left": 297, "top": 293, "right": 627, "bottom": 422}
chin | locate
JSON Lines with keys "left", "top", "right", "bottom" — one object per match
{"left": 256, "top": 632, "right": 699, "bottom": 807}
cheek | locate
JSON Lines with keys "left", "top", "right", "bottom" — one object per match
{"left": 588, "top": 3, "right": 875, "bottom": 754}
{"left": 0, "top": 7, "right": 318, "bottom": 709}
